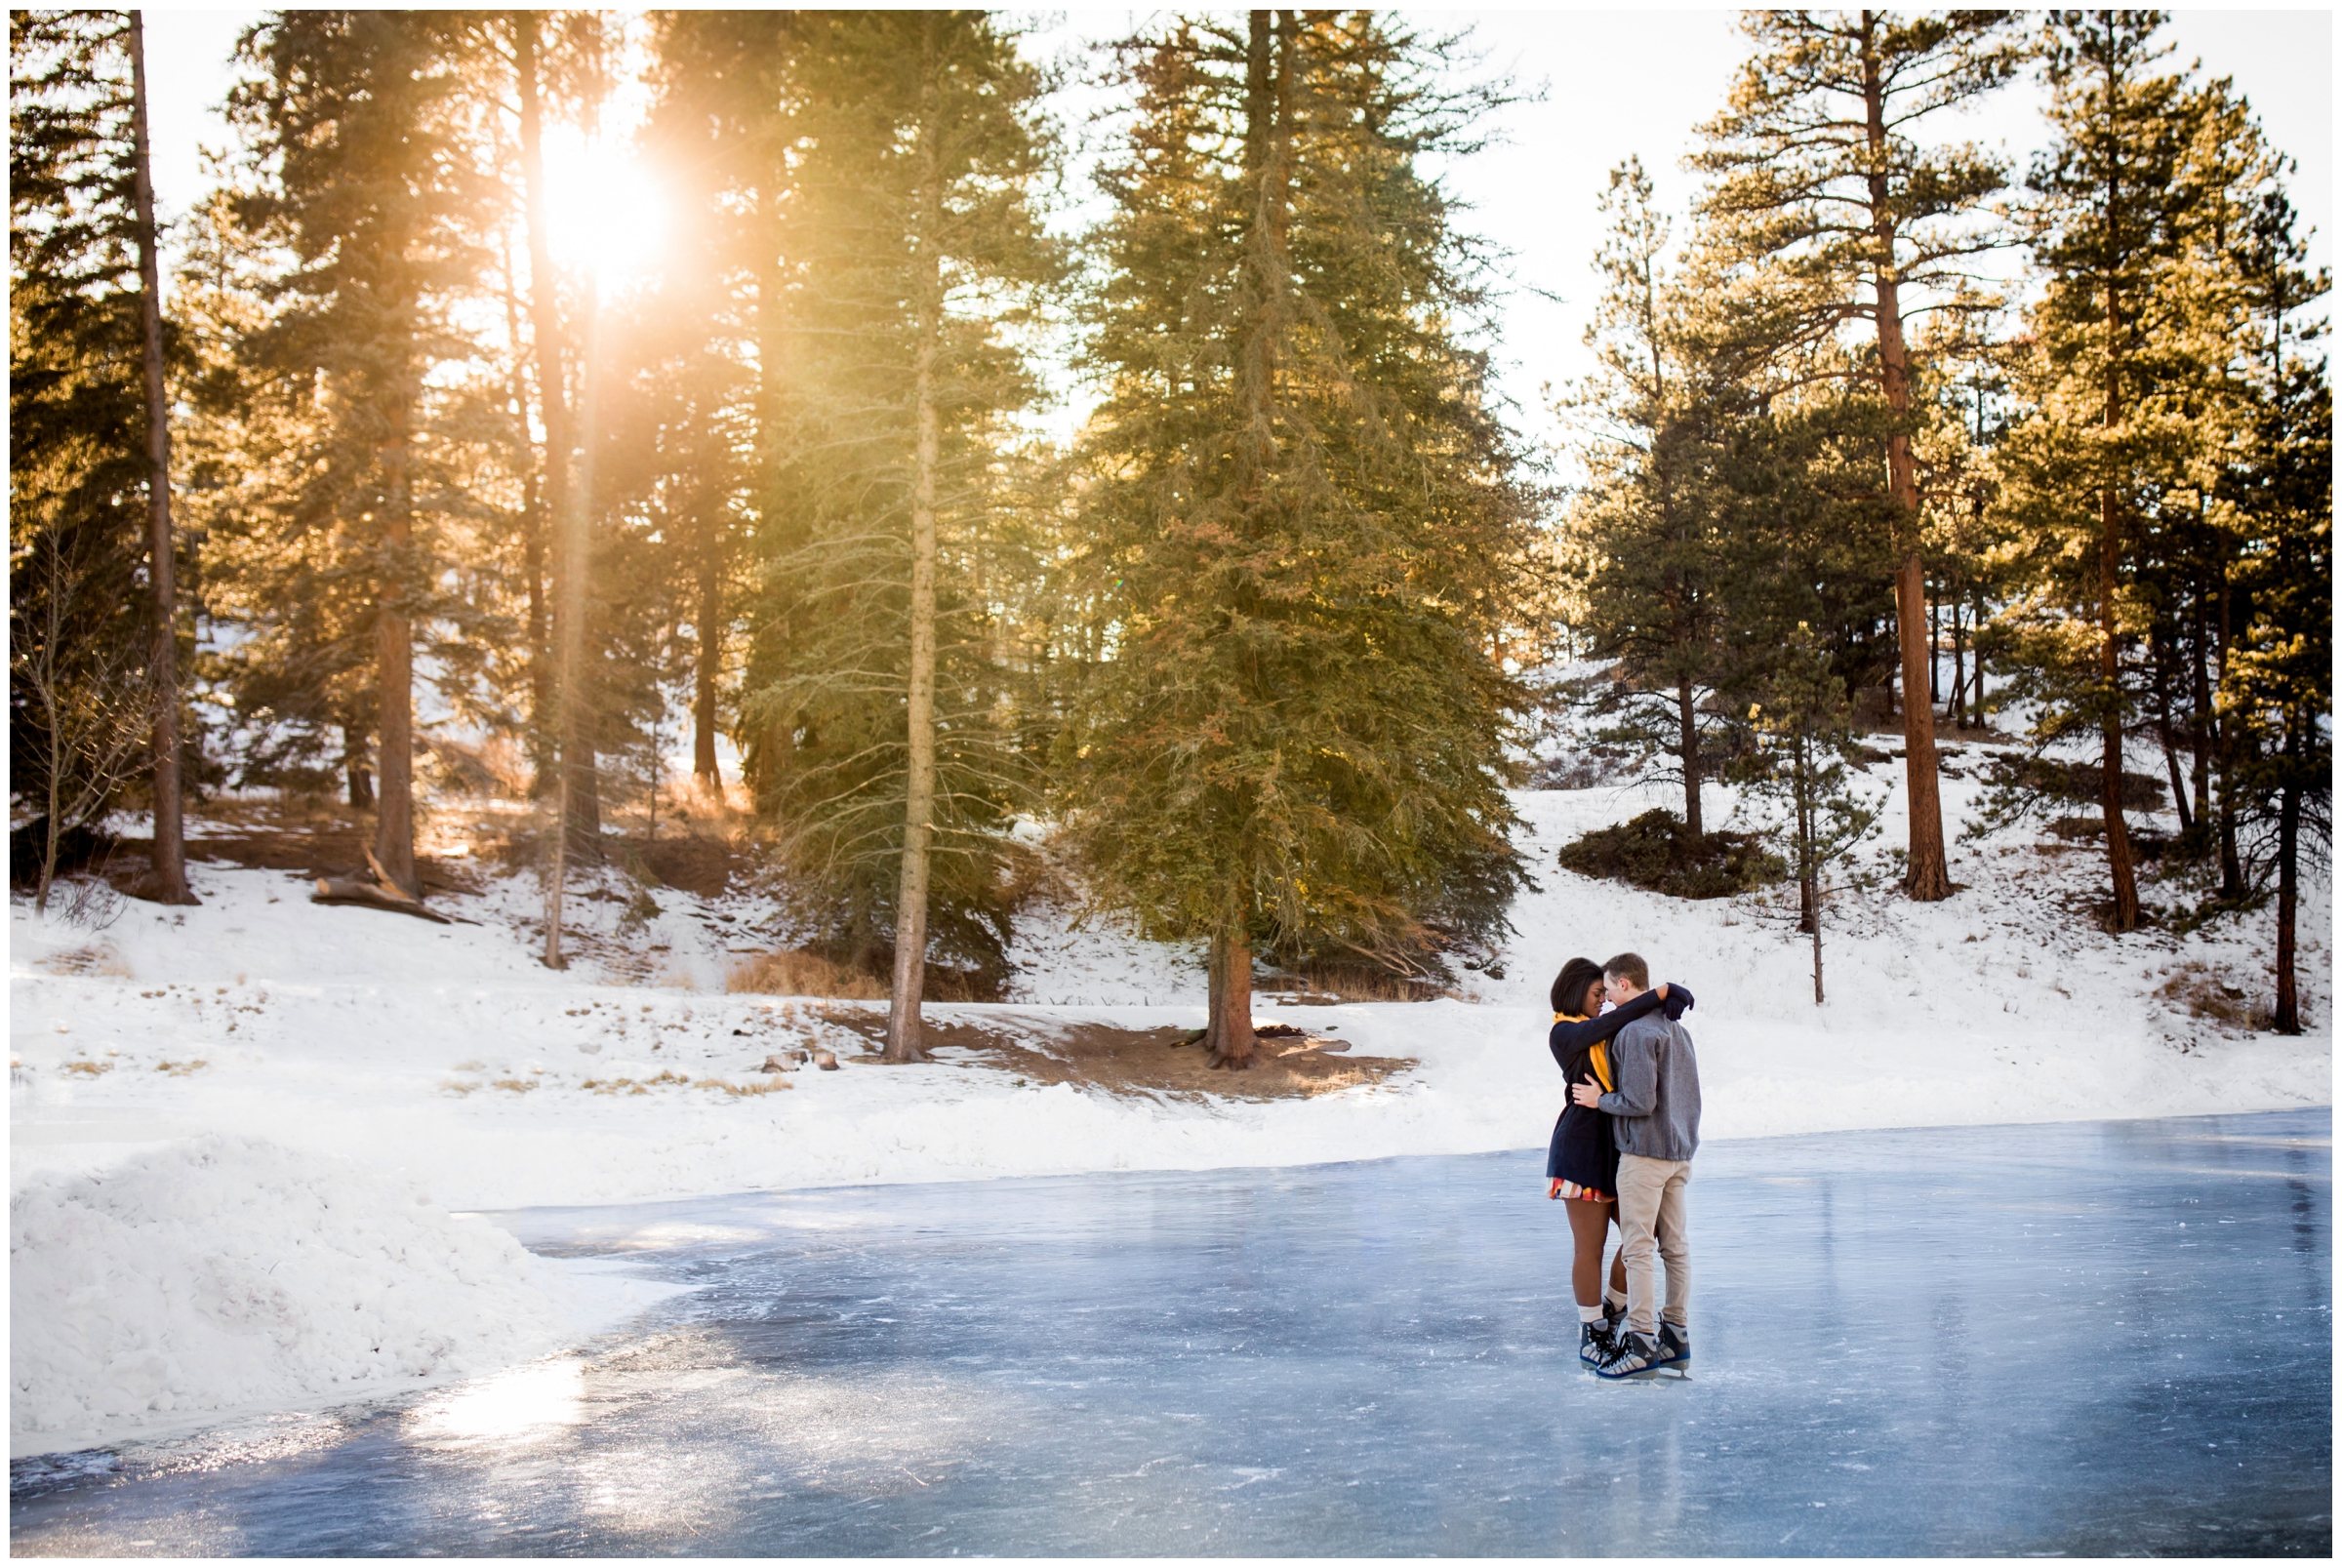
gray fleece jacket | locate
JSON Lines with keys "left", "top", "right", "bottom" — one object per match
{"left": 1596, "top": 1008, "right": 1702, "bottom": 1162}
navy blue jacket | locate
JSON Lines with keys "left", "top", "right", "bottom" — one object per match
{"left": 1545, "top": 983, "right": 1695, "bottom": 1190}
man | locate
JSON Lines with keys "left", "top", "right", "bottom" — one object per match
{"left": 1570, "top": 950, "right": 1699, "bottom": 1378}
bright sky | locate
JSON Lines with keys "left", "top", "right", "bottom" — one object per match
{"left": 141, "top": 7, "right": 2333, "bottom": 455}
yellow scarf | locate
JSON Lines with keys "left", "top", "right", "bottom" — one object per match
{"left": 1551, "top": 1013, "right": 1614, "bottom": 1094}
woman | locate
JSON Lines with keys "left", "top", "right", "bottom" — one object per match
{"left": 1546, "top": 955, "right": 1693, "bottom": 1366}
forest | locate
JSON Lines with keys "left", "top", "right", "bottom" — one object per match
{"left": 10, "top": 8, "right": 2331, "bottom": 1061}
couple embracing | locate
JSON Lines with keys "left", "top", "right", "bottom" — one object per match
{"left": 1545, "top": 951, "right": 1701, "bottom": 1380}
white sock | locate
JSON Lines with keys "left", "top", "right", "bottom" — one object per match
{"left": 1578, "top": 1304, "right": 1605, "bottom": 1326}
{"left": 1604, "top": 1292, "right": 1627, "bottom": 1314}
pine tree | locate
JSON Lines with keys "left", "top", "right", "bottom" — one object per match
{"left": 176, "top": 186, "right": 404, "bottom": 811}
{"left": 1067, "top": 13, "right": 1538, "bottom": 1067}
{"left": 636, "top": 12, "right": 797, "bottom": 802}
{"left": 2187, "top": 85, "right": 2313, "bottom": 905}
{"left": 1913, "top": 342, "right": 2018, "bottom": 738}
{"left": 1737, "top": 625, "right": 1878, "bottom": 1004}
{"left": 508, "top": 9, "right": 619, "bottom": 966}
{"left": 124, "top": 11, "right": 194, "bottom": 904}
{"left": 226, "top": 11, "right": 494, "bottom": 899}
{"left": 513, "top": 8, "right": 586, "bottom": 837}
{"left": 593, "top": 290, "right": 750, "bottom": 807}
{"left": 1989, "top": 11, "right": 2215, "bottom": 932}
{"left": 1560, "top": 159, "right": 1739, "bottom": 839}
{"left": 2216, "top": 178, "right": 2329, "bottom": 1032}
{"left": 740, "top": 11, "right": 1063, "bottom": 1059}
{"left": 1693, "top": 10, "right": 2022, "bottom": 903}
{"left": 9, "top": 9, "right": 194, "bottom": 908}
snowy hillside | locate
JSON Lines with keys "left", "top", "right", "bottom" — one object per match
{"left": 13, "top": 765, "right": 2327, "bottom": 1208}
{"left": 11, "top": 760, "right": 2328, "bottom": 1451}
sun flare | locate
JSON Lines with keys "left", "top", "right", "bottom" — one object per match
{"left": 540, "top": 129, "right": 666, "bottom": 280}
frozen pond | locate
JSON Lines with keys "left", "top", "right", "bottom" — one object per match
{"left": 11, "top": 1108, "right": 2330, "bottom": 1556}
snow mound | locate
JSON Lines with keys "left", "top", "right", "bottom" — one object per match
{"left": 10, "top": 1136, "right": 573, "bottom": 1448}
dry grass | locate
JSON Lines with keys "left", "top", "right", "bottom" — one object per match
{"left": 490, "top": 1077, "right": 538, "bottom": 1094}
{"left": 698, "top": 1075, "right": 790, "bottom": 1097}
{"left": 62, "top": 1060, "right": 111, "bottom": 1076}
{"left": 2157, "top": 961, "right": 2276, "bottom": 1031}
{"left": 39, "top": 944, "right": 132, "bottom": 979}
{"left": 581, "top": 1068, "right": 693, "bottom": 1096}
{"left": 726, "top": 947, "right": 889, "bottom": 1000}
{"left": 152, "top": 1059, "right": 207, "bottom": 1076}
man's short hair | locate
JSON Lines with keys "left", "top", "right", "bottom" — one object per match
{"left": 1603, "top": 951, "right": 1650, "bottom": 989}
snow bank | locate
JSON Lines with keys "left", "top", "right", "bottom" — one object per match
{"left": 10, "top": 1136, "right": 575, "bottom": 1451}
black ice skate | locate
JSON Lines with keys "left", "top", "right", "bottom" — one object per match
{"left": 1596, "top": 1330, "right": 1664, "bottom": 1380}
{"left": 1579, "top": 1317, "right": 1619, "bottom": 1367}
{"left": 1655, "top": 1321, "right": 1691, "bottom": 1369}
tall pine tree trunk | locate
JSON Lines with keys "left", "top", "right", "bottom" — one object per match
{"left": 1204, "top": 922, "right": 1256, "bottom": 1069}
{"left": 497, "top": 243, "right": 554, "bottom": 796}
{"left": 1203, "top": 9, "right": 1294, "bottom": 1075}
{"left": 2213, "top": 574, "right": 2243, "bottom": 898}
{"left": 2188, "top": 583, "right": 2213, "bottom": 831}
{"left": 1676, "top": 676, "right": 1702, "bottom": 837}
{"left": 747, "top": 186, "right": 792, "bottom": 797}
{"left": 884, "top": 20, "right": 945, "bottom": 1065}
{"left": 2274, "top": 772, "right": 2299, "bottom": 1033}
{"left": 1797, "top": 747, "right": 1823, "bottom": 997}
{"left": 1810, "top": 905, "right": 1825, "bottom": 1004}
{"left": 522, "top": 487, "right": 551, "bottom": 792}
{"left": 693, "top": 517, "right": 723, "bottom": 793}
{"left": 2094, "top": 486, "right": 2138, "bottom": 930}
{"left": 2095, "top": 487, "right": 2138, "bottom": 929}
{"left": 2094, "top": 144, "right": 2139, "bottom": 929}
{"left": 2151, "top": 625, "right": 2192, "bottom": 837}
{"left": 373, "top": 408, "right": 418, "bottom": 899}
{"left": 1797, "top": 798, "right": 1819, "bottom": 936}
{"left": 518, "top": 14, "right": 598, "bottom": 868}
{"left": 1859, "top": 21, "right": 1951, "bottom": 902}
{"left": 128, "top": 11, "right": 194, "bottom": 905}
{"left": 343, "top": 724, "right": 373, "bottom": 808}
{"left": 545, "top": 273, "right": 603, "bottom": 967}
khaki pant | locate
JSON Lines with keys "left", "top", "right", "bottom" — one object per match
{"left": 1615, "top": 1152, "right": 1691, "bottom": 1337}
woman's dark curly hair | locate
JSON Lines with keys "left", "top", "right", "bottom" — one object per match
{"left": 1550, "top": 956, "right": 1606, "bottom": 1018}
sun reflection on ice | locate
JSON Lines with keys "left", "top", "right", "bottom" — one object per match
{"left": 411, "top": 1359, "right": 586, "bottom": 1443}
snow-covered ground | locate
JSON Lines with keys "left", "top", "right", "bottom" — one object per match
{"left": 11, "top": 757, "right": 2328, "bottom": 1452}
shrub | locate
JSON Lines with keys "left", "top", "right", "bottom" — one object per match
{"left": 1989, "top": 756, "right": 2165, "bottom": 813}
{"left": 2156, "top": 961, "right": 2275, "bottom": 1030}
{"left": 1555, "top": 809, "right": 1786, "bottom": 900}
{"left": 723, "top": 945, "right": 1004, "bottom": 1002}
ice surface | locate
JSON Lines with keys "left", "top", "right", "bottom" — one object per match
{"left": 10, "top": 1108, "right": 2328, "bottom": 1556}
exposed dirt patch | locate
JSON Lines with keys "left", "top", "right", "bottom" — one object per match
{"left": 627, "top": 834, "right": 738, "bottom": 898}
{"left": 2156, "top": 960, "right": 2275, "bottom": 1031}
{"left": 810, "top": 1007, "right": 1416, "bottom": 1103}
{"left": 106, "top": 824, "right": 484, "bottom": 896}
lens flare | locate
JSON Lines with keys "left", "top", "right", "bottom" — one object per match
{"left": 541, "top": 130, "right": 666, "bottom": 279}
